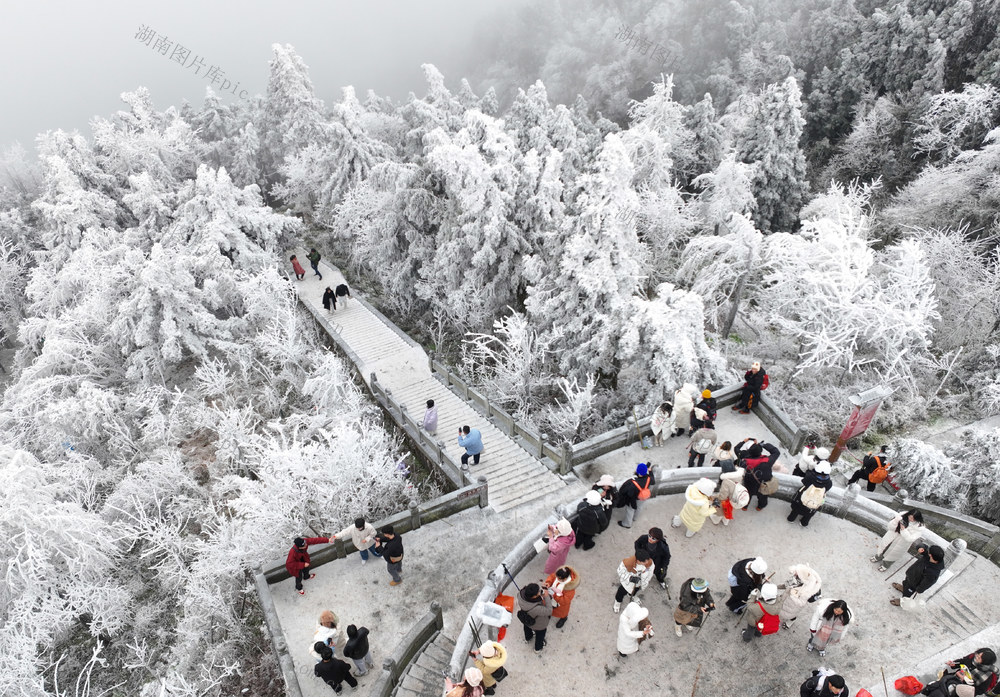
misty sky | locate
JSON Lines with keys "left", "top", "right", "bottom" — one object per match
{"left": 2, "top": 0, "right": 524, "bottom": 152}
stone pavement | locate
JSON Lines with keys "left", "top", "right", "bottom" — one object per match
{"left": 292, "top": 256, "right": 566, "bottom": 512}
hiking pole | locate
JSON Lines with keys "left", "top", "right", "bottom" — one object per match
{"left": 468, "top": 619, "right": 482, "bottom": 649}
{"left": 501, "top": 563, "right": 521, "bottom": 592}
{"left": 880, "top": 667, "right": 889, "bottom": 697}
{"left": 690, "top": 663, "right": 702, "bottom": 697}
{"left": 695, "top": 607, "right": 712, "bottom": 636}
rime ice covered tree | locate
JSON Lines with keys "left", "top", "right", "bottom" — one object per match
{"left": 734, "top": 76, "right": 809, "bottom": 232}
{"left": 525, "top": 133, "right": 644, "bottom": 379}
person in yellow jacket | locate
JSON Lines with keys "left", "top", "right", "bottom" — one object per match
{"left": 470, "top": 641, "right": 506, "bottom": 695}
{"left": 671, "top": 478, "right": 718, "bottom": 538}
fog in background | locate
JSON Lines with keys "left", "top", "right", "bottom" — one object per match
{"left": 1, "top": 0, "right": 525, "bottom": 153}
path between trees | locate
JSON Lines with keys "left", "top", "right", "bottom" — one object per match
{"left": 293, "top": 257, "right": 566, "bottom": 513}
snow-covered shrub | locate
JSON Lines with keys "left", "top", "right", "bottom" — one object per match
{"left": 888, "top": 437, "right": 965, "bottom": 508}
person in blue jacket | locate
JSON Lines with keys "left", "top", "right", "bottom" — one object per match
{"left": 458, "top": 425, "right": 484, "bottom": 468}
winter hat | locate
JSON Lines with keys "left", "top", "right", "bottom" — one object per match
{"left": 585, "top": 490, "right": 602, "bottom": 506}
{"left": 747, "top": 444, "right": 763, "bottom": 458}
{"left": 750, "top": 557, "right": 767, "bottom": 575}
{"left": 691, "top": 578, "right": 709, "bottom": 593}
{"left": 463, "top": 667, "right": 483, "bottom": 687}
{"left": 478, "top": 642, "right": 496, "bottom": 658}
{"left": 555, "top": 518, "right": 572, "bottom": 536}
{"left": 636, "top": 463, "right": 649, "bottom": 476}
{"left": 760, "top": 582, "right": 778, "bottom": 601}
{"left": 597, "top": 474, "right": 615, "bottom": 487}
{"left": 294, "top": 537, "right": 306, "bottom": 548}
{"left": 695, "top": 478, "right": 716, "bottom": 496}
{"left": 815, "top": 460, "right": 832, "bottom": 474}
{"left": 702, "top": 389, "right": 712, "bottom": 398}
{"left": 814, "top": 447, "right": 831, "bottom": 460}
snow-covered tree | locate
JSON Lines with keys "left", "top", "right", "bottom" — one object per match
{"left": 525, "top": 134, "right": 645, "bottom": 380}
{"left": 914, "top": 84, "right": 1000, "bottom": 162}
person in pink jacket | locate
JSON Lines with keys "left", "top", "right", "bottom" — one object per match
{"left": 544, "top": 519, "right": 575, "bottom": 575}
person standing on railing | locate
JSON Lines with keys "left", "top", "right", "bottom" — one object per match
{"left": 332, "top": 517, "right": 381, "bottom": 566}
{"left": 422, "top": 399, "right": 438, "bottom": 436}
{"left": 458, "top": 425, "right": 484, "bottom": 469}
{"left": 374, "top": 526, "right": 404, "bottom": 586}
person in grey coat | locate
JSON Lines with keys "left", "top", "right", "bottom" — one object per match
{"left": 517, "top": 583, "right": 552, "bottom": 653}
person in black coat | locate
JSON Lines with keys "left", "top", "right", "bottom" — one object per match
{"left": 375, "top": 526, "right": 404, "bottom": 586}
{"left": 335, "top": 283, "right": 352, "bottom": 307}
{"left": 315, "top": 647, "right": 358, "bottom": 692}
{"left": 734, "top": 361, "right": 768, "bottom": 413}
{"left": 322, "top": 287, "right": 336, "bottom": 313}
{"left": 634, "top": 527, "right": 671, "bottom": 589}
{"left": 787, "top": 461, "right": 834, "bottom": 527}
{"left": 574, "top": 490, "right": 608, "bottom": 550}
{"left": 726, "top": 557, "right": 768, "bottom": 613}
{"left": 343, "top": 625, "right": 374, "bottom": 676}
{"left": 800, "top": 672, "right": 848, "bottom": 697}
{"left": 891, "top": 545, "right": 944, "bottom": 605}
{"left": 737, "top": 440, "right": 779, "bottom": 511}
{"left": 615, "top": 464, "right": 655, "bottom": 529}
{"left": 847, "top": 445, "right": 889, "bottom": 492}
{"left": 690, "top": 390, "right": 718, "bottom": 432}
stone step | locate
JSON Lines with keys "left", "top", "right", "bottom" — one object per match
{"left": 492, "top": 478, "right": 568, "bottom": 513}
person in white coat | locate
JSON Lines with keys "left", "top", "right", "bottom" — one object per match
{"left": 310, "top": 609, "right": 343, "bottom": 660}
{"left": 649, "top": 402, "right": 673, "bottom": 446}
{"left": 807, "top": 598, "right": 852, "bottom": 657}
{"left": 333, "top": 517, "right": 381, "bottom": 565}
{"left": 871, "top": 510, "right": 925, "bottom": 572}
{"left": 617, "top": 601, "right": 652, "bottom": 657}
{"left": 669, "top": 384, "right": 697, "bottom": 437}
{"left": 672, "top": 478, "right": 718, "bottom": 537}
{"left": 778, "top": 564, "right": 822, "bottom": 628}
{"left": 613, "top": 550, "right": 656, "bottom": 613}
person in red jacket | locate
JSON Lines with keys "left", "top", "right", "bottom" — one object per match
{"left": 286, "top": 536, "right": 331, "bottom": 595}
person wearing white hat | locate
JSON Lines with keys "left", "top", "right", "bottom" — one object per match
{"left": 470, "top": 641, "right": 506, "bottom": 695}
{"left": 742, "top": 582, "right": 783, "bottom": 642}
{"left": 445, "top": 667, "right": 485, "bottom": 697}
{"left": 671, "top": 478, "right": 718, "bottom": 538}
{"left": 617, "top": 601, "right": 653, "bottom": 656}
{"left": 574, "top": 490, "right": 608, "bottom": 550}
{"left": 725, "top": 557, "right": 767, "bottom": 613}
{"left": 543, "top": 519, "right": 575, "bottom": 575}
{"left": 593, "top": 474, "right": 618, "bottom": 514}
{"left": 787, "top": 459, "right": 834, "bottom": 527}
{"left": 711, "top": 465, "right": 749, "bottom": 527}
{"left": 734, "top": 361, "right": 768, "bottom": 413}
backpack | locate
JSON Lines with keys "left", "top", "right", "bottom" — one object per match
{"left": 869, "top": 456, "right": 889, "bottom": 484}
{"left": 516, "top": 609, "right": 533, "bottom": 625}
{"left": 800, "top": 485, "right": 826, "bottom": 510}
{"left": 755, "top": 602, "right": 780, "bottom": 635}
{"left": 695, "top": 437, "right": 713, "bottom": 453}
{"left": 635, "top": 476, "right": 652, "bottom": 501}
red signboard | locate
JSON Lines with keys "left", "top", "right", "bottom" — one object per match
{"left": 830, "top": 400, "right": 885, "bottom": 463}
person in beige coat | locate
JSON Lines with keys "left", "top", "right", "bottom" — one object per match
{"left": 871, "top": 510, "right": 925, "bottom": 572}
{"left": 710, "top": 468, "right": 748, "bottom": 527}
{"left": 778, "top": 564, "right": 822, "bottom": 628}
{"left": 742, "top": 583, "right": 784, "bottom": 642}
{"left": 470, "top": 641, "right": 506, "bottom": 695}
{"left": 333, "top": 516, "right": 381, "bottom": 565}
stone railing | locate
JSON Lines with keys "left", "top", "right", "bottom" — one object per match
{"left": 371, "top": 603, "right": 444, "bottom": 697}
{"left": 446, "top": 465, "right": 988, "bottom": 679}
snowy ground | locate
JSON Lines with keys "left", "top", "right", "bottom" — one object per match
{"left": 270, "top": 405, "right": 1000, "bottom": 697}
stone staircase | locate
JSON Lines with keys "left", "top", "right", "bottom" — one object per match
{"left": 392, "top": 632, "right": 455, "bottom": 697}
{"left": 295, "top": 258, "right": 566, "bottom": 514}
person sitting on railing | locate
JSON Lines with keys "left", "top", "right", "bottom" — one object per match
{"left": 690, "top": 389, "right": 717, "bottom": 433}
{"left": 574, "top": 490, "right": 607, "bottom": 550}
{"left": 649, "top": 401, "right": 673, "bottom": 446}
{"left": 593, "top": 475, "right": 618, "bottom": 517}
{"left": 458, "top": 425, "right": 484, "bottom": 469}
{"left": 733, "top": 362, "right": 768, "bottom": 413}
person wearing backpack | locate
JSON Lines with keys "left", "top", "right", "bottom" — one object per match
{"left": 737, "top": 439, "right": 779, "bottom": 511}
{"left": 710, "top": 466, "right": 749, "bottom": 528}
{"left": 847, "top": 445, "right": 890, "bottom": 492}
{"left": 686, "top": 425, "right": 718, "bottom": 467}
{"left": 516, "top": 583, "right": 552, "bottom": 653}
{"left": 787, "top": 461, "right": 834, "bottom": 527}
{"left": 615, "top": 463, "right": 654, "bottom": 529}
{"left": 671, "top": 478, "right": 718, "bottom": 538}
{"left": 871, "top": 510, "right": 925, "bottom": 572}
{"left": 574, "top": 490, "right": 607, "bottom": 551}
{"left": 726, "top": 557, "right": 768, "bottom": 613}
{"left": 801, "top": 670, "right": 849, "bottom": 697}
{"left": 742, "top": 582, "right": 783, "bottom": 641}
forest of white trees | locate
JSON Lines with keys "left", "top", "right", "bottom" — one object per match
{"left": 3, "top": 0, "right": 1000, "bottom": 694}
